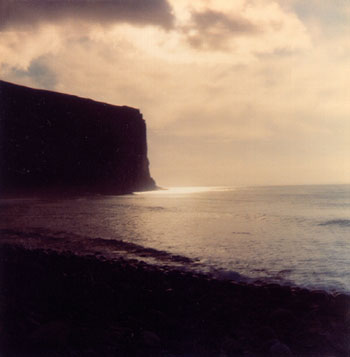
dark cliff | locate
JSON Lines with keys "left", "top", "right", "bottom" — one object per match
{"left": 0, "top": 80, "right": 156, "bottom": 195}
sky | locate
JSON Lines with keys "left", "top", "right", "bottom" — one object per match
{"left": 1, "top": 0, "right": 349, "bottom": 186}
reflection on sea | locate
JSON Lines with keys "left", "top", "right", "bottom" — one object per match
{"left": 0, "top": 184, "right": 350, "bottom": 292}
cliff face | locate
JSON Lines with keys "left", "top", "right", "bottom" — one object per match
{"left": 0, "top": 80, "right": 156, "bottom": 195}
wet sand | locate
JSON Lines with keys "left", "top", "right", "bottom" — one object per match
{"left": 0, "top": 243, "right": 349, "bottom": 356}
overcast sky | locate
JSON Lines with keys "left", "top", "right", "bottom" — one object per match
{"left": 1, "top": 0, "right": 349, "bottom": 186}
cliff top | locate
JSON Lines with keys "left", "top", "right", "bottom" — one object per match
{"left": 0, "top": 79, "right": 142, "bottom": 119}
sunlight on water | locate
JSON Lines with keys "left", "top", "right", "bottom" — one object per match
{"left": 135, "top": 186, "right": 236, "bottom": 195}
{"left": 1, "top": 185, "right": 350, "bottom": 292}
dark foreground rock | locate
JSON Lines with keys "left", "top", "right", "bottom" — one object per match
{"left": 0, "top": 244, "right": 349, "bottom": 356}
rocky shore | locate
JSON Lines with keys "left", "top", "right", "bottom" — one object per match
{"left": 0, "top": 244, "right": 349, "bottom": 356}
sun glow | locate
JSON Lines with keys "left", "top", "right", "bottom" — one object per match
{"left": 135, "top": 186, "right": 235, "bottom": 195}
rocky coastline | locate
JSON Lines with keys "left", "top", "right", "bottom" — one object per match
{"left": 0, "top": 243, "right": 349, "bottom": 356}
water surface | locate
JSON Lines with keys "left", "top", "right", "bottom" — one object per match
{"left": 1, "top": 184, "right": 349, "bottom": 292}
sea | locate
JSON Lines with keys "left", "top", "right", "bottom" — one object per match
{"left": 1, "top": 184, "right": 349, "bottom": 293}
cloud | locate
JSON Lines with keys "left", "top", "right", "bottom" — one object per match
{"left": 0, "top": 25, "right": 63, "bottom": 72}
{"left": 0, "top": 0, "right": 174, "bottom": 30}
{"left": 1, "top": 0, "right": 349, "bottom": 185}
{"left": 283, "top": 0, "right": 350, "bottom": 25}
{"left": 7, "top": 56, "right": 58, "bottom": 89}
{"left": 173, "top": 1, "right": 310, "bottom": 54}
{"left": 183, "top": 9, "right": 258, "bottom": 50}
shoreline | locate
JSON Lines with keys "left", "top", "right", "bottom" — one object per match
{"left": 0, "top": 243, "right": 349, "bottom": 356}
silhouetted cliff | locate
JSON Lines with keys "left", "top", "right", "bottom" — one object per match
{"left": 0, "top": 80, "right": 156, "bottom": 195}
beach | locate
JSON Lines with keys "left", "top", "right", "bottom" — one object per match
{"left": 1, "top": 243, "right": 349, "bottom": 356}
